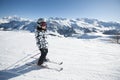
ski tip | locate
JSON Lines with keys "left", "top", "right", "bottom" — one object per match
{"left": 59, "top": 62, "right": 63, "bottom": 65}
{"left": 61, "top": 68, "right": 63, "bottom": 70}
{"left": 58, "top": 68, "right": 63, "bottom": 72}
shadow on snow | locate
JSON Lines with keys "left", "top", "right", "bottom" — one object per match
{"left": 0, "top": 59, "right": 43, "bottom": 80}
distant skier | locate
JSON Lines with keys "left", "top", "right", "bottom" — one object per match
{"left": 35, "top": 18, "right": 48, "bottom": 66}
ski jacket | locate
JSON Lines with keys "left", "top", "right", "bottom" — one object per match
{"left": 35, "top": 27, "right": 48, "bottom": 49}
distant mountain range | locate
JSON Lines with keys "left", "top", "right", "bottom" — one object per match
{"left": 0, "top": 16, "right": 120, "bottom": 38}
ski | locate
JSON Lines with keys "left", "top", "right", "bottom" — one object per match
{"left": 32, "top": 58, "right": 63, "bottom": 65}
{"left": 26, "top": 62, "right": 63, "bottom": 72}
{"left": 41, "top": 65, "right": 63, "bottom": 72}
{"left": 45, "top": 60, "right": 63, "bottom": 65}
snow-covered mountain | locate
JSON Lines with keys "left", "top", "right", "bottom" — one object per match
{"left": 0, "top": 16, "right": 120, "bottom": 38}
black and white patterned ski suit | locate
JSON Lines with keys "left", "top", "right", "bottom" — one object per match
{"left": 35, "top": 29, "right": 48, "bottom": 49}
{"left": 35, "top": 27, "right": 48, "bottom": 65}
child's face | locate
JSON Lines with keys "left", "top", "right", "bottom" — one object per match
{"left": 40, "top": 22, "right": 46, "bottom": 30}
{"left": 41, "top": 26, "right": 46, "bottom": 29}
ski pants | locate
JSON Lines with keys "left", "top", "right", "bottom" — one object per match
{"left": 38, "top": 48, "right": 48, "bottom": 65}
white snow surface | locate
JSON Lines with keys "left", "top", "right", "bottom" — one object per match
{"left": 0, "top": 31, "right": 120, "bottom": 80}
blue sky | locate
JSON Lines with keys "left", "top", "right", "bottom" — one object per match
{"left": 0, "top": 0, "right": 120, "bottom": 22}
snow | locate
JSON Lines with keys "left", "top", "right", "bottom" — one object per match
{"left": 0, "top": 31, "right": 120, "bottom": 80}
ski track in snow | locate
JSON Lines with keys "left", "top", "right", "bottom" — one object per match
{"left": 0, "top": 31, "right": 120, "bottom": 80}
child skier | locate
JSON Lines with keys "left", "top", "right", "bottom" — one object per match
{"left": 35, "top": 18, "right": 48, "bottom": 66}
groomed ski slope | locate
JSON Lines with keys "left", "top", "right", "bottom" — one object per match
{"left": 0, "top": 31, "right": 120, "bottom": 80}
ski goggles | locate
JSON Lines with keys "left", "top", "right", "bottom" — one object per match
{"left": 39, "top": 22, "right": 47, "bottom": 26}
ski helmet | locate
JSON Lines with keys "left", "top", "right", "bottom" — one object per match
{"left": 37, "top": 18, "right": 45, "bottom": 24}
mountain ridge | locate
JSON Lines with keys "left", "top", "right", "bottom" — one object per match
{"left": 0, "top": 16, "right": 120, "bottom": 38}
